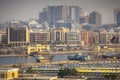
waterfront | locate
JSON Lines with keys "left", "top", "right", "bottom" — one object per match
{"left": 0, "top": 54, "right": 69, "bottom": 65}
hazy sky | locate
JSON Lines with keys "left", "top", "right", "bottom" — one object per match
{"left": 0, "top": 0, "right": 120, "bottom": 24}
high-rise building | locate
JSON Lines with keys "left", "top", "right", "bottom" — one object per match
{"left": 39, "top": 5, "right": 83, "bottom": 26}
{"left": 7, "top": 27, "right": 30, "bottom": 46}
{"left": 80, "top": 15, "right": 89, "bottom": 24}
{"left": 114, "top": 7, "right": 120, "bottom": 23}
{"left": 117, "top": 11, "right": 120, "bottom": 26}
{"left": 89, "top": 11, "right": 102, "bottom": 25}
{"left": 50, "top": 27, "right": 69, "bottom": 44}
{"left": 68, "top": 6, "right": 82, "bottom": 23}
{"left": 39, "top": 8, "right": 48, "bottom": 23}
{"left": 39, "top": 5, "right": 68, "bottom": 25}
{"left": 47, "top": 5, "right": 68, "bottom": 25}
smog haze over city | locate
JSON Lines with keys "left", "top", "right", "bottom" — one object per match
{"left": 0, "top": 0, "right": 120, "bottom": 24}
{"left": 1, "top": 0, "right": 120, "bottom": 80}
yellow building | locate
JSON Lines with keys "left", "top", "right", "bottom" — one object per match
{"left": 27, "top": 44, "right": 50, "bottom": 55}
{"left": 50, "top": 27, "right": 69, "bottom": 44}
{"left": 0, "top": 68, "right": 19, "bottom": 80}
{"left": 7, "top": 27, "right": 30, "bottom": 47}
{"left": 75, "top": 67, "right": 120, "bottom": 75}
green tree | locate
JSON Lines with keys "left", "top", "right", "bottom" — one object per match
{"left": 70, "top": 68, "right": 78, "bottom": 76}
{"left": 104, "top": 73, "right": 118, "bottom": 80}
{"left": 58, "top": 69, "right": 65, "bottom": 78}
{"left": 58, "top": 68, "right": 78, "bottom": 78}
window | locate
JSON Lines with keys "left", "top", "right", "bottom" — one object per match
{"left": 0, "top": 74, "right": 5, "bottom": 79}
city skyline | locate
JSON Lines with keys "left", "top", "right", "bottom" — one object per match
{"left": 0, "top": 0, "right": 120, "bottom": 24}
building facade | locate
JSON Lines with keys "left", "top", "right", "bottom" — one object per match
{"left": 80, "top": 30, "right": 90, "bottom": 45}
{"left": 7, "top": 27, "right": 30, "bottom": 46}
{"left": 27, "top": 44, "right": 50, "bottom": 55}
{"left": 0, "top": 29, "right": 7, "bottom": 44}
{"left": 39, "top": 8, "right": 48, "bottom": 23}
{"left": 117, "top": 11, "right": 120, "bottom": 26}
{"left": 66, "top": 30, "right": 80, "bottom": 44}
{"left": 39, "top": 5, "right": 84, "bottom": 25}
{"left": 99, "top": 29, "right": 116, "bottom": 44}
{"left": 46, "top": 5, "right": 68, "bottom": 25}
{"left": 0, "top": 68, "right": 19, "bottom": 80}
{"left": 30, "top": 31, "right": 50, "bottom": 44}
{"left": 90, "top": 31, "right": 99, "bottom": 45}
{"left": 50, "top": 27, "right": 69, "bottom": 44}
{"left": 89, "top": 11, "right": 102, "bottom": 25}
{"left": 114, "top": 7, "right": 120, "bottom": 23}
{"left": 68, "top": 6, "right": 82, "bottom": 23}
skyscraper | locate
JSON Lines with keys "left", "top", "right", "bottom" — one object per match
{"left": 39, "top": 8, "right": 48, "bottom": 23}
{"left": 39, "top": 5, "right": 83, "bottom": 26}
{"left": 89, "top": 11, "right": 102, "bottom": 25}
{"left": 114, "top": 7, "right": 120, "bottom": 23}
{"left": 117, "top": 11, "right": 120, "bottom": 26}
{"left": 68, "top": 6, "right": 82, "bottom": 23}
{"left": 47, "top": 5, "right": 68, "bottom": 25}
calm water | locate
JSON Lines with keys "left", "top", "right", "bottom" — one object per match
{"left": 0, "top": 54, "right": 70, "bottom": 65}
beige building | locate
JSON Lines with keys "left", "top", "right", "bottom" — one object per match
{"left": 80, "top": 30, "right": 90, "bottom": 45}
{"left": 90, "top": 31, "right": 99, "bottom": 45}
{"left": 0, "top": 29, "right": 7, "bottom": 44}
{"left": 50, "top": 27, "right": 69, "bottom": 44}
{"left": 30, "top": 31, "right": 50, "bottom": 44}
{"left": 66, "top": 30, "right": 80, "bottom": 44}
{"left": 0, "top": 30, "right": 2, "bottom": 44}
{"left": 7, "top": 27, "right": 30, "bottom": 46}
{"left": 99, "top": 29, "right": 116, "bottom": 44}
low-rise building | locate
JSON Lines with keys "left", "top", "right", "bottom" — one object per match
{"left": 66, "top": 30, "right": 80, "bottom": 44}
{"left": 80, "top": 30, "right": 90, "bottom": 45}
{"left": 0, "top": 68, "right": 19, "bottom": 80}
{"left": 50, "top": 27, "right": 69, "bottom": 44}
{"left": 6, "top": 26, "right": 30, "bottom": 47}
{"left": 27, "top": 44, "right": 50, "bottom": 55}
{"left": 30, "top": 31, "right": 50, "bottom": 44}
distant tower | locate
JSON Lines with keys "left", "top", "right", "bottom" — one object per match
{"left": 80, "top": 10, "right": 89, "bottom": 24}
{"left": 89, "top": 11, "right": 102, "bottom": 25}
{"left": 114, "top": 7, "right": 120, "bottom": 23}
{"left": 47, "top": 5, "right": 68, "bottom": 26}
{"left": 117, "top": 11, "right": 120, "bottom": 27}
{"left": 68, "top": 6, "right": 81, "bottom": 24}
{"left": 39, "top": 8, "right": 48, "bottom": 23}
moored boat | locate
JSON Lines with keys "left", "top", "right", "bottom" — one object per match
{"left": 68, "top": 53, "right": 91, "bottom": 61}
{"left": 36, "top": 55, "right": 53, "bottom": 63}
